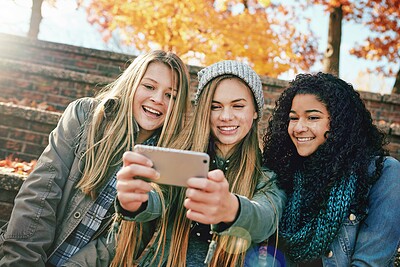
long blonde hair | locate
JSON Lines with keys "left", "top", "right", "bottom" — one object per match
{"left": 112, "top": 75, "right": 264, "bottom": 267}
{"left": 77, "top": 50, "right": 190, "bottom": 197}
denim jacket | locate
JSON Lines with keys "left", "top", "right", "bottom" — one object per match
{"left": 246, "top": 156, "right": 400, "bottom": 267}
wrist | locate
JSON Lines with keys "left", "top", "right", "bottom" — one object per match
{"left": 223, "top": 193, "right": 240, "bottom": 223}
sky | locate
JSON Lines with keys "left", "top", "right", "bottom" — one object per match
{"left": 0, "top": 0, "right": 397, "bottom": 94}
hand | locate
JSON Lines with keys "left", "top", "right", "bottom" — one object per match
{"left": 184, "top": 169, "right": 239, "bottom": 225}
{"left": 116, "top": 151, "right": 160, "bottom": 212}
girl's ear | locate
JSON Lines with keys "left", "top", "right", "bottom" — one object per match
{"left": 253, "top": 111, "right": 258, "bottom": 120}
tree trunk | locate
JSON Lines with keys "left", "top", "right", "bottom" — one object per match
{"left": 323, "top": 5, "right": 342, "bottom": 77}
{"left": 28, "top": 0, "right": 44, "bottom": 39}
{"left": 393, "top": 67, "right": 400, "bottom": 94}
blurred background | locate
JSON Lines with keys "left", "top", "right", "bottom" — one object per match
{"left": 0, "top": 0, "right": 399, "bottom": 94}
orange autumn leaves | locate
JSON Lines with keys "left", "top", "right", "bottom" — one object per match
{"left": 0, "top": 97, "right": 54, "bottom": 176}
{"left": 81, "top": 0, "right": 320, "bottom": 77}
{"left": 310, "top": 0, "right": 399, "bottom": 76}
{"left": 0, "top": 155, "right": 37, "bottom": 176}
{"left": 80, "top": 0, "right": 398, "bottom": 86}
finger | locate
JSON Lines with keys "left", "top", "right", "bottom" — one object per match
{"left": 117, "top": 164, "right": 160, "bottom": 182}
{"left": 184, "top": 197, "right": 216, "bottom": 215}
{"left": 184, "top": 190, "right": 220, "bottom": 219}
{"left": 117, "top": 191, "right": 149, "bottom": 204}
{"left": 185, "top": 188, "right": 211, "bottom": 203}
{"left": 207, "top": 169, "right": 225, "bottom": 183}
{"left": 122, "top": 151, "right": 153, "bottom": 167}
{"left": 186, "top": 209, "right": 215, "bottom": 225}
{"left": 116, "top": 178, "right": 153, "bottom": 193}
{"left": 186, "top": 177, "right": 210, "bottom": 190}
{"left": 117, "top": 192, "right": 149, "bottom": 212}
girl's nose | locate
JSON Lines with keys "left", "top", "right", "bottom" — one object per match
{"left": 220, "top": 108, "right": 233, "bottom": 121}
{"left": 293, "top": 119, "right": 307, "bottom": 133}
{"left": 150, "top": 90, "right": 164, "bottom": 104}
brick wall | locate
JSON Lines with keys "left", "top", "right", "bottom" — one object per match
{"left": 0, "top": 102, "right": 60, "bottom": 161}
{"left": 2, "top": 92, "right": 398, "bottom": 163}
{"left": 2, "top": 33, "right": 398, "bottom": 160}
{"left": 0, "top": 33, "right": 132, "bottom": 78}
{"left": 0, "top": 33, "right": 399, "bottom": 223}
{"left": 0, "top": 172, "right": 25, "bottom": 226}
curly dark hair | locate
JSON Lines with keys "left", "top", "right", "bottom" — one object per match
{"left": 262, "top": 72, "right": 388, "bottom": 216}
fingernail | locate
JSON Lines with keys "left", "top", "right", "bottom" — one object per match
{"left": 155, "top": 171, "right": 160, "bottom": 180}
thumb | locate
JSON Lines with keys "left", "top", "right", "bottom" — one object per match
{"left": 207, "top": 169, "right": 225, "bottom": 183}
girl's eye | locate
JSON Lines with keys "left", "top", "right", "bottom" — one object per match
{"left": 289, "top": 117, "right": 298, "bottom": 121}
{"left": 143, "top": 84, "right": 154, "bottom": 90}
{"left": 233, "top": 105, "right": 245, "bottom": 109}
{"left": 308, "top": 116, "right": 320, "bottom": 120}
{"left": 165, "top": 92, "right": 176, "bottom": 100}
{"left": 211, "top": 105, "right": 221, "bottom": 110}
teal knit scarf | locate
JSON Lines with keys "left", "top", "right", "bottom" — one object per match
{"left": 280, "top": 171, "right": 358, "bottom": 262}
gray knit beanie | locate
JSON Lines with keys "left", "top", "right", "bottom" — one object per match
{"left": 195, "top": 60, "right": 264, "bottom": 120}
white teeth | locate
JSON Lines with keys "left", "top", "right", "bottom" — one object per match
{"left": 220, "top": 126, "right": 237, "bottom": 131}
{"left": 143, "top": 106, "right": 161, "bottom": 115}
{"left": 297, "top": 137, "right": 314, "bottom": 141}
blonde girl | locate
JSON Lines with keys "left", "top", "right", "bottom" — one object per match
{"left": 113, "top": 60, "right": 286, "bottom": 267}
{"left": 0, "top": 50, "right": 190, "bottom": 266}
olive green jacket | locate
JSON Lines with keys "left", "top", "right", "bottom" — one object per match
{"left": 0, "top": 98, "right": 121, "bottom": 267}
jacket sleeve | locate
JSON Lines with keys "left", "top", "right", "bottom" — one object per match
{"left": 212, "top": 169, "right": 287, "bottom": 243}
{"left": 114, "top": 188, "right": 164, "bottom": 222}
{"left": 0, "top": 98, "right": 93, "bottom": 267}
{"left": 351, "top": 156, "right": 400, "bottom": 266}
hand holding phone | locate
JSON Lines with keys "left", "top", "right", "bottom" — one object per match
{"left": 133, "top": 145, "right": 210, "bottom": 187}
{"left": 116, "top": 151, "right": 160, "bottom": 212}
{"left": 184, "top": 169, "right": 239, "bottom": 225}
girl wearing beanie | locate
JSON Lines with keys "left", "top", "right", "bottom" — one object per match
{"left": 112, "top": 60, "right": 286, "bottom": 267}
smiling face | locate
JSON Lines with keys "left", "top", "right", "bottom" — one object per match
{"left": 288, "top": 94, "right": 330, "bottom": 157}
{"left": 210, "top": 78, "right": 257, "bottom": 157}
{"left": 133, "top": 62, "right": 177, "bottom": 142}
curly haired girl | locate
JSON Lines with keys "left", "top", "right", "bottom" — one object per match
{"left": 262, "top": 72, "right": 400, "bottom": 266}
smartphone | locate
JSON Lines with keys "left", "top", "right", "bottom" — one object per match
{"left": 133, "top": 144, "right": 210, "bottom": 187}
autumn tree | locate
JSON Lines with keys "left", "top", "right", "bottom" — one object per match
{"left": 28, "top": 0, "right": 44, "bottom": 38}
{"left": 81, "top": 0, "right": 321, "bottom": 77}
{"left": 26, "top": 0, "right": 58, "bottom": 39}
{"left": 309, "top": 0, "right": 400, "bottom": 93}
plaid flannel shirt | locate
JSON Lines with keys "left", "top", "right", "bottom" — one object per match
{"left": 47, "top": 134, "right": 159, "bottom": 266}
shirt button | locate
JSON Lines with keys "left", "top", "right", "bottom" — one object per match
{"left": 73, "top": 212, "right": 81, "bottom": 219}
{"left": 327, "top": 251, "right": 333, "bottom": 258}
{"left": 349, "top": 214, "right": 356, "bottom": 221}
